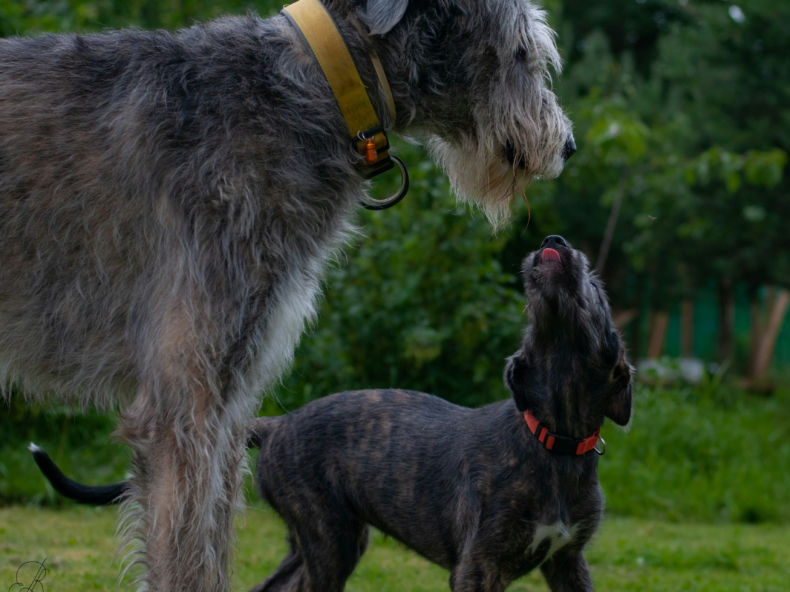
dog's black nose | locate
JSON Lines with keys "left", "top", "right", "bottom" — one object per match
{"left": 562, "top": 135, "right": 576, "bottom": 162}
{"left": 541, "top": 235, "right": 568, "bottom": 249}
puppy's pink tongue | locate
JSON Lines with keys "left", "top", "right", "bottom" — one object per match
{"left": 542, "top": 248, "right": 561, "bottom": 263}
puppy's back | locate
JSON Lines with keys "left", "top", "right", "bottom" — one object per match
{"left": 248, "top": 416, "right": 280, "bottom": 448}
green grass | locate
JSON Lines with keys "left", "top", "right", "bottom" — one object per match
{"left": 597, "top": 385, "right": 790, "bottom": 523}
{"left": 2, "top": 504, "right": 789, "bottom": 592}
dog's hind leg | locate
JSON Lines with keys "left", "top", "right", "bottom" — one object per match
{"left": 249, "top": 551, "right": 305, "bottom": 592}
{"left": 291, "top": 508, "right": 369, "bottom": 592}
{"left": 250, "top": 533, "right": 305, "bottom": 592}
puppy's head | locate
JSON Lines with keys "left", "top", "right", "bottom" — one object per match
{"left": 504, "top": 235, "right": 633, "bottom": 428}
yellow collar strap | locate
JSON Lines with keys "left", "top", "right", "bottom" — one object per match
{"left": 282, "top": 0, "right": 401, "bottom": 182}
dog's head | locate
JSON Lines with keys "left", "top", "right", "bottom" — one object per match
{"left": 504, "top": 236, "right": 633, "bottom": 431}
{"left": 351, "top": 0, "right": 573, "bottom": 226}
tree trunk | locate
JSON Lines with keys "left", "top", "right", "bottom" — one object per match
{"left": 680, "top": 300, "right": 694, "bottom": 357}
{"left": 595, "top": 175, "right": 627, "bottom": 276}
{"left": 751, "top": 289, "right": 790, "bottom": 381}
{"left": 717, "top": 277, "right": 735, "bottom": 363}
{"left": 647, "top": 311, "right": 670, "bottom": 359}
{"left": 631, "top": 277, "right": 644, "bottom": 361}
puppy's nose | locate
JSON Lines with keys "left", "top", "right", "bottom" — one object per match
{"left": 562, "top": 135, "right": 576, "bottom": 162}
{"left": 541, "top": 235, "right": 568, "bottom": 249}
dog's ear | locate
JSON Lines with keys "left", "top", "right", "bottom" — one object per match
{"left": 361, "top": 0, "right": 409, "bottom": 35}
{"left": 605, "top": 359, "right": 634, "bottom": 426}
{"left": 504, "top": 353, "right": 532, "bottom": 412}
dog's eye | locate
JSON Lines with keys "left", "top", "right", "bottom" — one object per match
{"left": 515, "top": 47, "right": 528, "bottom": 63}
{"left": 591, "top": 283, "right": 598, "bottom": 291}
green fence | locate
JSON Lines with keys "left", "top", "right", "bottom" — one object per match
{"left": 631, "top": 283, "right": 790, "bottom": 377}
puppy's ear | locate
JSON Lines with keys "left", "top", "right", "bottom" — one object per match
{"left": 602, "top": 329, "right": 622, "bottom": 366}
{"left": 504, "top": 353, "right": 532, "bottom": 412}
{"left": 361, "top": 0, "right": 409, "bottom": 35}
{"left": 605, "top": 360, "right": 634, "bottom": 426}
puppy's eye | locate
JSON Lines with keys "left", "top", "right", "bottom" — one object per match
{"left": 515, "top": 47, "right": 528, "bottom": 63}
{"left": 591, "top": 283, "right": 598, "bottom": 291}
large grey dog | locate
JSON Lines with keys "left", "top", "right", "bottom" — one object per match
{"left": 0, "top": 0, "right": 574, "bottom": 590}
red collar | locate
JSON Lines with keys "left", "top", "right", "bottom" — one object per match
{"left": 523, "top": 410, "right": 604, "bottom": 456}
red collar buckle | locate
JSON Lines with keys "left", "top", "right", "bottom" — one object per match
{"left": 523, "top": 410, "right": 604, "bottom": 456}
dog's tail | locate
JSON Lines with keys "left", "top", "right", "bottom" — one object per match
{"left": 29, "top": 416, "right": 278, "bottom": 506}
{"left": 28, "top": 442, "right": 129, "bottom": 505}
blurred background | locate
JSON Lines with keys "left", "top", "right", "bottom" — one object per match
{"left": 2, "top": 0, "right": 789, "bottom": 537}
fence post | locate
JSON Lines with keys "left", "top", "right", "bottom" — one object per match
{"left": 751, "top": 289, "right": 790, "bottom": 382}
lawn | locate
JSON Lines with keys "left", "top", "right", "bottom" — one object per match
{"left": 2, "top": 504, "right": 789, "bottom": 592}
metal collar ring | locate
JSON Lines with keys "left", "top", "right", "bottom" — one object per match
{"left": 360, "top": 156, "right": 410, "bottom": 211}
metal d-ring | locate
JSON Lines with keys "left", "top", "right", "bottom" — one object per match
{"left": 360, "top": 156, "right": 409, "bottom": 211}
{"left": 594, "top": 436, "right": 606, "bottom": 456}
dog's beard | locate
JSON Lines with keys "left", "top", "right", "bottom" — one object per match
{"left": 426, "top": 135, "right": 527, "bottom": 229}
{"left": 426, "top": 95, "right": 570, "bottom": 230}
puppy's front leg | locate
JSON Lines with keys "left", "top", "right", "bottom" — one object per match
{"left": 539, "top": 551, "right": 594, "bottom": 592}
{"left": 449, "top": 559, "right": 505, "bottom": 592}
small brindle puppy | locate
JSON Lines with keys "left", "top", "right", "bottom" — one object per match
{"left": 250, "top": 235, "right": 633, "bottom": 592}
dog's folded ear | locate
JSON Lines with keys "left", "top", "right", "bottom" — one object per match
{"left": 504, "top": 353, "right": 532, "bottom": 412}
{"left": 360, "top": 0, "right": 409, "bottom": 35}
{"left": 604, "top": 360, "right": 634, "bottom": 426}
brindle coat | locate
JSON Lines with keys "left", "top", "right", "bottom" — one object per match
{"left": 250, "top": 236, "right": 633, "bottom": 592}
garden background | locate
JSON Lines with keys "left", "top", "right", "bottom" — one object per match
{"left": 2, "top": 0, "right": 789, "bottom": 590}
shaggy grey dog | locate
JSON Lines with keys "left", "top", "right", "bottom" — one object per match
{"left": 0, "top": 0, "right": 573, "bottom": 590}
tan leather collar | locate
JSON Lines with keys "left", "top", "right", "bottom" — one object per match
{"left": 283, "top": 0, "right": 397, "bottom": 179}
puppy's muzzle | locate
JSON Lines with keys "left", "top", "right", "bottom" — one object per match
{"left": 541, "top": 234, "right": 569, "bottom": 250}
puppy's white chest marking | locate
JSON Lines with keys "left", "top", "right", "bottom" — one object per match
{"left": 527, "top": 522, "right": 580, "bottom": 562}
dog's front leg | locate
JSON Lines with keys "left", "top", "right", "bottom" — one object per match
{"left": 118, "top": 378, "right": 249, "bottom": 592}
{"left": 117, "top": 297, "right": 256, "bottom": 592}
{"left": 539, "top": 550, "right": 594, "bottom": 592}
{"left": 449, "top": 558, "right": 506, "bottom": 592}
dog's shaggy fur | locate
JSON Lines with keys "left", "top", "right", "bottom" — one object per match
{"left": 1, "top": 1, "right": 573, "bottom": 590}
{"left": 246, "top": 236, "right": 633, "bottom": 592}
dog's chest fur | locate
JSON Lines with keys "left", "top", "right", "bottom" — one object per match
{"left": 526, "top": 521, "right": 581, "bottom": 563}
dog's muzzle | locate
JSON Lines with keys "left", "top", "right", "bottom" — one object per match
{"left": 562, "top": 135, "right": 577, "bottom": 162}
{"left": 506, "top": 135, "right": 576, "bottom": 168}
